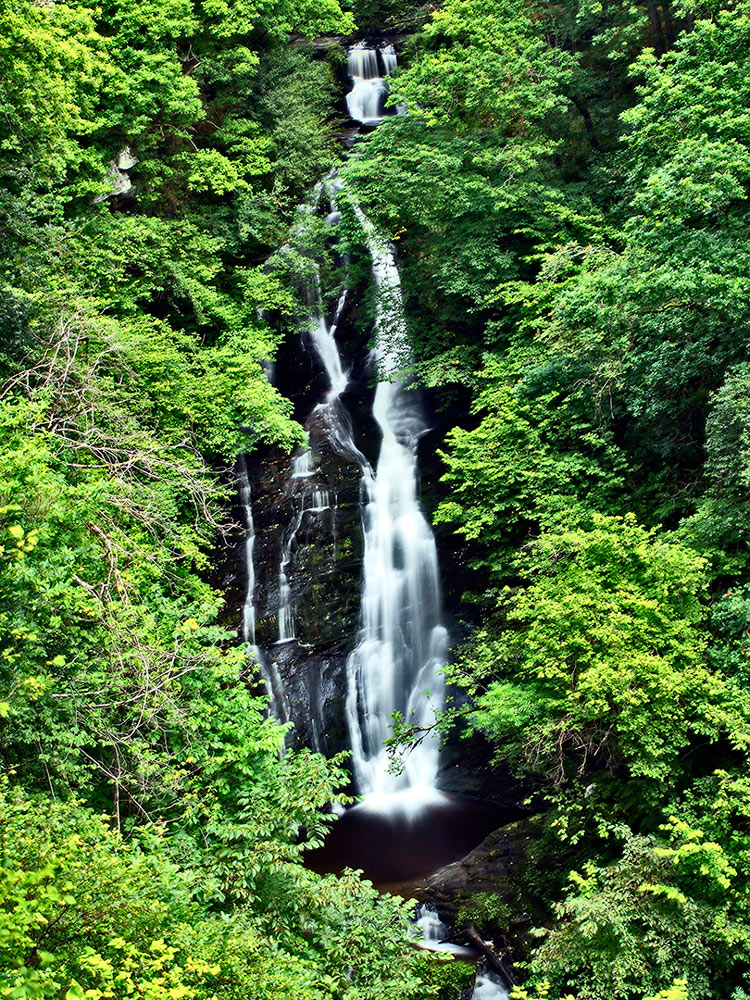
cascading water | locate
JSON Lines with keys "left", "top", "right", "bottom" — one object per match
{"left": 344, "top": 203, "right": 448, "bottom": 808}
{"left": 472, "top": 973, "right": 511, "bottom": 1000}
{"left": 292, "top": 449, "right": 315, "bottom": 478}
{"left": 247, "top": 42, "right": 448, "bottom": 805}
{"left": 411, "top": 906, "right": 513, "bottom": 995}
{"left": 344, "top": 45, "right": 453, "bottom": 806}
{"left": 412, "top": 904, "right": 450, "bottom": 951}
{"left": 238, "top": 459, "right": 258, "bottom": 650}
{"left": 276, "top": 485, "right": 333, "bottom": 644}
{"left": 236, "top": 36, "right": 520, "bottom": 989}
{"left": 346, "top": 42, "right": 398, "bottom": 125}
{"left": 381, "top": 43, "right": 398, "bottom": 75}
{"left": 283, "top": 175, "right": 370, "bottom": 468}
{"left": 238, "top": 458, "right": 289, "bottom": 723}
{"left": 412, "top": 907, "right": 512, "bottom": 997}
{"left": 276, "top": 503, "right": 302, "bottom": 644}
{"left": 271, "top": 187, "right": 361, "bottom": 649}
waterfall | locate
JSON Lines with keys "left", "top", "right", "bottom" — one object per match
{"left": 264, "top": 175, "right": 449, "bottom": 807}
{"left": 243, "top": 41, "right": 449, "bottom": 811}
{"left": 238, "top": 459, "right": 257, "bottom": 649}
{"left": 472, "top": 974, "right": 511, "bottom": 1000}
{"left": 348, "top": 49, "right": 452, "bottom": 805}
{"left": 272, "top": 187, "right": 361, "bottom": 648}
{"left": 276, "top": 484, "right": 333, "bottom": 644}
{"left": 309, "top": 289, "right": 349, "bottom": 402}
{"left": 288, "top": 176, "right": 370, "bottom": 468}
{"left": 292, "top": 449, "right": 315, "bottom": 478}
{"left": 346, "top": 42, "right": 398, "bottom": 125}
{"left": 238, "top": 458, "right": 290, "bottom": 723}
{"left": 276, "top": 511, "right": 298, "bottom": 643}
{"left": 414, "top": 907, "right": 512, "bottom": 996}
{"left": 344, "top": 201, "right": 448, "bottom": 808}
{"left": 412, "top": 905, "right": 495, "bottom": 963}
{"left": 381, "top": 43, "right": 398, "bottom": 76}
{"left": 414, "top": 905, "right": 450, "bottom": 947}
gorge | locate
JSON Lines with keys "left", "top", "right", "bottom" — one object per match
{"left": 4, "top": 3, "right": 747, "bottom": 998}
{"left": 236, "top": 42, "right": 517, "bottom": 993}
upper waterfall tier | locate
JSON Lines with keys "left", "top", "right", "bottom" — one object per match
{"left": 346, "top": 43, "right": 398, "bottom": 125}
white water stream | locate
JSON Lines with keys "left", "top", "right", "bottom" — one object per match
{"left": 344, "top": 203, "right": 448, "bottom": 808}
{"left": 472, "top": 974, "right": 511, "bottom": 1000}
{"left": 272, "top": 180, "right": 368, "bottom": 646}
{"left": 413, "top": 906, "right": 511, "bottom": 998}
{"left": 238, "top": 458, "right": 290, "bottom": 723}
{"left": 413, "top": 906, "right": 476, "bottom": 959}
{"left": 347, "top": 43, "right": 398, "bottom": 124}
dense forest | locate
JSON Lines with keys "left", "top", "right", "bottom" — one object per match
{"left": 3, "top": 1, "right": 750, "bottom": 999}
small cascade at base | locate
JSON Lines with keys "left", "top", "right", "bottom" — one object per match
{"left": 413, "top": 906, "right": 479, "bottom": 960}
{"left": 411, "top": 906, "right": 513, "bottom": 998}
{"left": 413, "top": 907, "right": 513, "bottom": 999}
{"left": 414, "top": 904, "right": 449, "bottom": 946}
{"left": 472, "top": 972, "right": 511, "bottom": 1000}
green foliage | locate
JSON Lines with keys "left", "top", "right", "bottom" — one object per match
{"left": 389, "top": 0, "right": 577, "bottom": 133}
{"left": 527, "top": 833, "right": 715, "bottom": 999}
{"left": 509, "top": 981, "right": 689, "bottom": 1000}
{"left": 10, "top": 0, "right": 750, "bottom": 996}
{"left": 344, "top": 0, "right": 601, "bottom": 368}
{"left": 466, "top": 514, "right": 750, "bottom": 784}
{"left": 525, "top": 792, "right": 750, "bottom": 999}
{"left": 0, "top": 2, "right": 107, "bottom": 189}
{"left": 435, "top": 355, "right": 626, "bottom": 579}
{"left": 0, "top": 782, "right": 432, "bottom": 1000}
{"left": 0, "top": 0, "right": 342, "bottom": 825}
{"left": 362, "top": 2, "right": 750, "bottom": 996}
{"left": 0, "top": 1, "right": 449, "bottom": 996}
{"left": 413, "top": 953, "right": 475, "bottom": 1000}
{"left": 349, "top": 0, "right": 428, "bottom": 31}
{"left": 457, "top": 892, "right": 512, "bottom": 934}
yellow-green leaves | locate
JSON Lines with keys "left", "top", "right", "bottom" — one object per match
{"left": 469, "top": 514, "right": 738, "bottom": 785}
{"left": 4, "top": 523, "right": 39, "bottom": 560}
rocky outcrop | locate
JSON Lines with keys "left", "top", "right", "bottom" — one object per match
{"left": 94, "top": 146, "right": 138, "bottom": 203}
{"left": 425, "top": 815, "right": 547, "bottom": 949}
{"left": 223, "top": 277, "right": 378, "bottom": 758}
{"left": 248, "top": 423, "right": 365, "bottom": 757}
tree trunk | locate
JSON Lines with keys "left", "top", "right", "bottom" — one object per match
{"left": 464, "top": 924, "right": 519, "bottom": 989}
{"left": 646, "top": 2, "right": 667, "bottom": 54}
{"left": 660, "top": 2, "right": 676, "bottom": 47}
{"left": 571, "top": 96, "right": 600, "bottom": 151}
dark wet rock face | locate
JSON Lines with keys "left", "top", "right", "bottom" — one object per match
{"left": 425, "top": 815, "right": 546, "bottom": 954}
{"left": 248, "top": 426, "right": 365, "bottom": 757}
{"left": 251, "top": 437, "right": 363, "bottom": 649}
{"left": 229, "top": 275, "right": 379, "bottom": 758}
{"left": 265, "top": 644, "right": 350, "bottom": 756}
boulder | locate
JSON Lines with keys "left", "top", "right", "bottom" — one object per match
{"left": 425, "top": 814, "right": 546, "bottom": 947}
